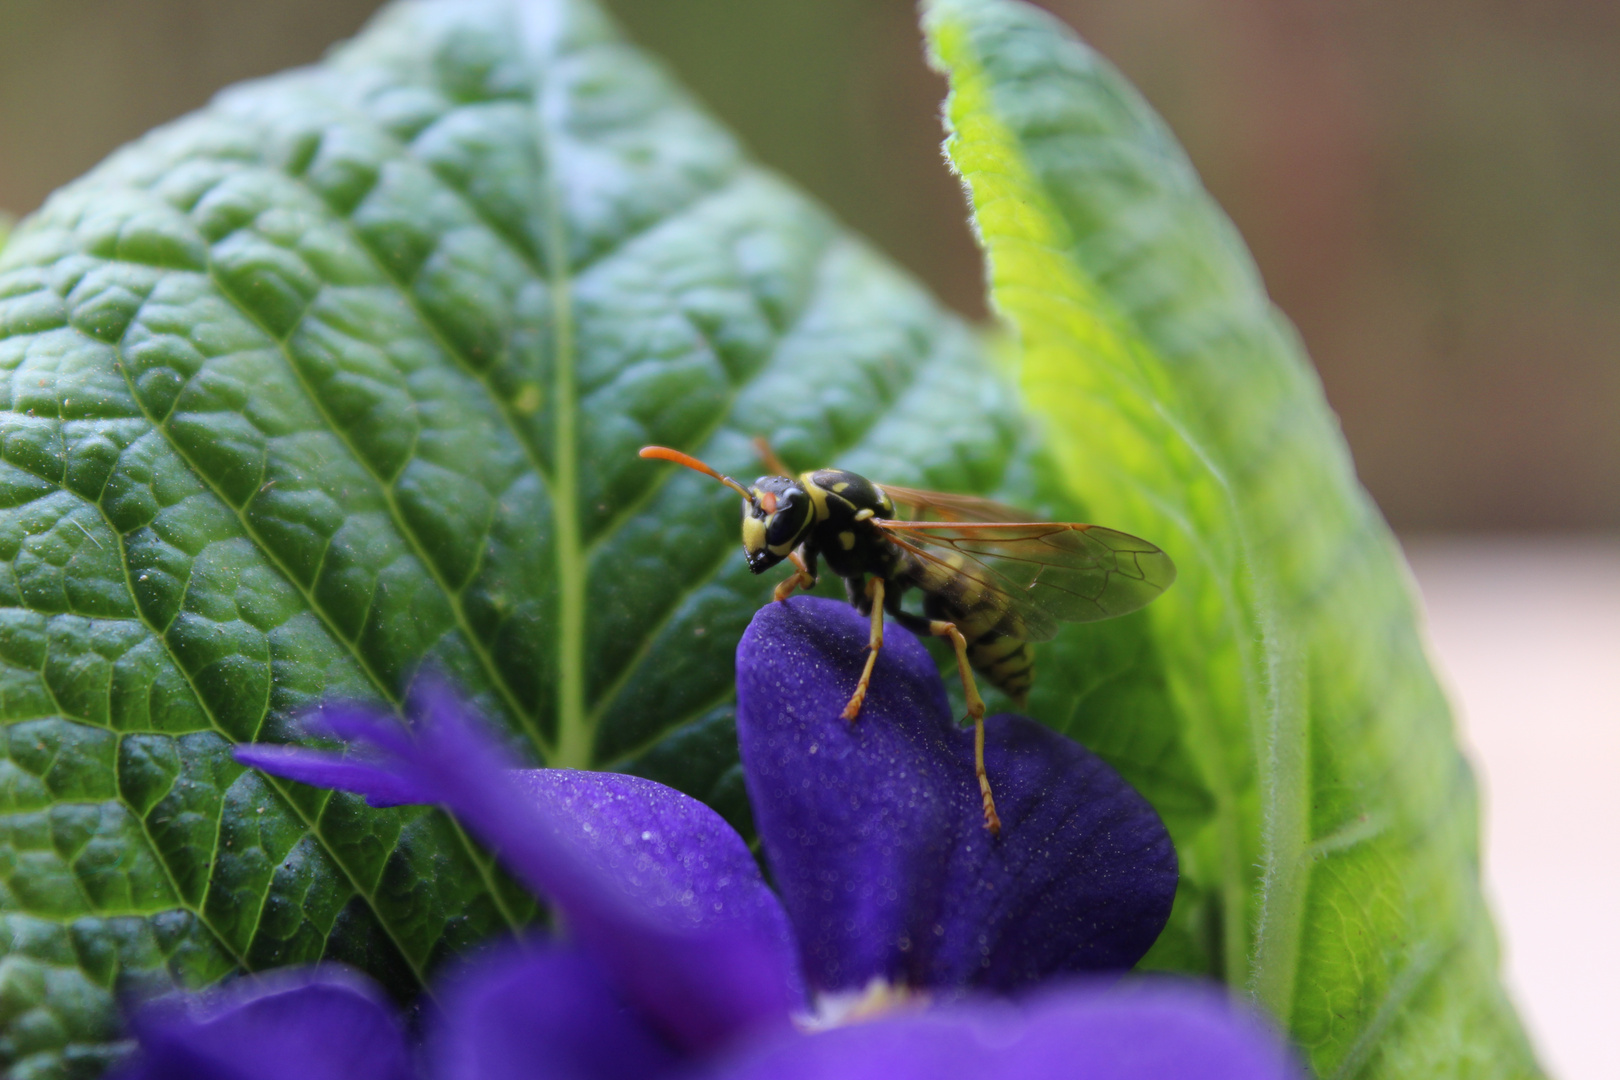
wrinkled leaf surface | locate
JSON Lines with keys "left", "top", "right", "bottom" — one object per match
{"left": 0, "top": 2, "right": 1019, "bottom": 1074}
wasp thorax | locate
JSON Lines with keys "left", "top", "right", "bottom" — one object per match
{"left": 742, "top": 476, "right": 812, "bottom": 573}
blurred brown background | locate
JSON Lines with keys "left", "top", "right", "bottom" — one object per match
{"left": 1, "top": 0, "right": 1615, "bottom": 531}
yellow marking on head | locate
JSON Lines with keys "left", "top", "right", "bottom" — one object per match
{"left": 832, "top": 481, "right": 850, "bottom": 493}
{"left": 839, "top": 530, "right": 856, "bottom": 550}
{"left": 853, "top": 508, "right": 875, "bottom": 521}
{"left": 759, "top": 490, "right": 779, "bottom": 514}
{"left": 742, "top": 516, "right": 767, "bottom": 552}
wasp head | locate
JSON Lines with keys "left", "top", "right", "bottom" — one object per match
{"left": 742, "top": 475, "right": 812, "bottom": 573}
{"left": 636, "top": 446, "right": 815, "bottom": 575}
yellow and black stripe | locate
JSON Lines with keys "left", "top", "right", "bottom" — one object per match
{"left": 901, "top": 547, "right": 1034, "bottom": 702}
{"left": 966, "top": 629, "right": 1034, "bottom": 702}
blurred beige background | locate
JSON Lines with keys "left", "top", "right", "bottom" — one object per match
{"left": 2, "top": 1, "right": 1615, "bottom": 1076}
{"left": 1406, "top": 539, "right": 1619, "bottom": 1080}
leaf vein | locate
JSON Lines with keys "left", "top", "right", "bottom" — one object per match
{"left": 201, "top": 256, "right": 550, "bottom": 761}
{"left": 103, "top": 300, "right": 458, "bottom": 981}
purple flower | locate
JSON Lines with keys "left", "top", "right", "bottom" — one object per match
{"left": 738, "top": 599, "right": 1177, "bottom": 994}
{"left": 112, "top": 597, "right": 1298, "bottom": 1080}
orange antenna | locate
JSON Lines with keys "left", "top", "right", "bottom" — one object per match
{"left": 639, "top": 446, "right": 753, "bottom": 500}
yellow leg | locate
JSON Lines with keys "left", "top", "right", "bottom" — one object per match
{"left": 929, "top": 620, "right": 1001, "bottom": 835}
{"left": 773, "top": 550, "right": 815, "bottom": 603}
{"left": 841, "top": 578, "right": 886, "bottom": 721}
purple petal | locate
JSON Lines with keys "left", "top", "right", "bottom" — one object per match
{"left": 428, "top": 940, "right": 679, "bottom": 1080}
{"left": 931, "top": 714, "right": 1178, "bottom": 987}
{"left": 236, "top": 680, "right": 804, "bottom": 1054}
{"left": 112, "top": 968, "right": 412, "bottom": 1080}
{"left": 735, "top": 597, "right": 1176, "bottom": 994}
{"left": 706, "top": 981, "right": 1302, "bottom": 1080}
{"left": 505, "top": 768, "right": 805, "bottom": 1053}
{"left": 230, "top": 744, "right": 426, "bottom": 808}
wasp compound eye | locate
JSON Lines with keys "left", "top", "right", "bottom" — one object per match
{"left": 765, "top": 494, "right": 806, "bottom": 548}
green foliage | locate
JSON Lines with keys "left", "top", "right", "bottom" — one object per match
{"left": 0, "top": 1, "right": 1020, "bottom": 1074}
{"left": 0, "top": 0, "right": 1539, "bottom": 1077}
{"left": 923, "top": 1, "right": 1540, "bottom": 1077}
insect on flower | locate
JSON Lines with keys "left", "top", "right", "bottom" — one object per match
{"left": 638, "top": 441, "right": 1177, "bottom": 833}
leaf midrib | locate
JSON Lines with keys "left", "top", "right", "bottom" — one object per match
{"left": 287, "top": 73, "right": 751, "bottom": 767}
{"left": 5, "top": 16, "right": 753, "bottom": 983}
{"left": 499, "top": 5, "right": 597, "bottom": 771}
{"left": 587, "top": 285, "right": 952, "bottom": 761}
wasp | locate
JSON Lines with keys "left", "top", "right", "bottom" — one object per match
{"left": 639, "top": 442, "right": 1176, "bottom": 833}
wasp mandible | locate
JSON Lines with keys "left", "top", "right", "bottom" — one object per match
{"left": 638, "top": 441, "right": 1177, "bottom": 834}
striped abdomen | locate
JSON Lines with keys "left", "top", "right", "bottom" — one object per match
{"left": 898, "top": 548, "right": 1035, "bottom": 704}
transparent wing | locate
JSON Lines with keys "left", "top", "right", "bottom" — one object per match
{"left": 877, "top": 484, "right": 1031, "bottom": 523}
{"left": 876, "top": 519, "right": 1177, "bottom": 641}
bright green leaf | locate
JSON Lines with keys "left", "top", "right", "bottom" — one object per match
{"left": 923, "top": 1, "right": 1541, "bottom": 1078}
{"left": 0, "top": 0, "right": 1024, "bottom": 1074}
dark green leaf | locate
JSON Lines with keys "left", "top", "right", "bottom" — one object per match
{"left": 0, "top": 1, "right": 1020, "bottom": 1074}
{"left": 922, "top": 2, "right": 1540, "bottom": 1077}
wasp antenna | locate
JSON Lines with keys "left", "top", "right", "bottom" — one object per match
{"left": 638, "top": 446, "right": 753, "bottom": 500}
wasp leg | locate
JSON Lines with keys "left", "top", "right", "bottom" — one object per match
{"left": 773, "top": 549, "right": 817, "bottom": 603}
{"left": 842, "top": 577, "right": 886, "bottom": 721}
{"left": 751, "top": 435, "right": 792, "bottom": 477}
{"left": 843, "top": 574, "right": 865, "bottom": 606}
{"left": 928, "top": 620, "right": 1001, "bottom": 835}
